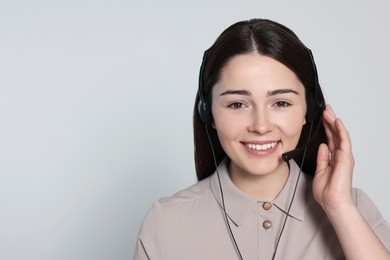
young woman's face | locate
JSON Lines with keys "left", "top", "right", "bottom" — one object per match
{"left": 211, "top": 53, "right": 307, "bottom": 177}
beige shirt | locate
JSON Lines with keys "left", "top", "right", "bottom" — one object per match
{"left": 134, "top": 158, "right": 390, "bottom": 260}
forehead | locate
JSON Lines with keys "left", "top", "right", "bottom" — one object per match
{"left": 216, "top": 53, "right": 304, "bottom": 93}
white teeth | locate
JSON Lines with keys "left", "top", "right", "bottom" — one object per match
{"left": 247, "top": 142, "right": 277, "bottom": 151}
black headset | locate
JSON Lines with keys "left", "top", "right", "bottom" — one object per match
{"left": 197, "top": 47, "right": 325, "bottom": 125}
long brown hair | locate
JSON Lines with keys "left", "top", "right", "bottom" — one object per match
{"left": 193, "top": 19, "right": 327, "bottom": 181}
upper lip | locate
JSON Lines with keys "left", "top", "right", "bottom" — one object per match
{"left": 241, "top": 140, "right": 279, "bottom": 145}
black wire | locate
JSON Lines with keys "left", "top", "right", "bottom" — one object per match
{"left": 271, "top": 121, "right": 315, "bottom": 260}
{"left": 205, "top": 124, "right": 244, "bottom": 260}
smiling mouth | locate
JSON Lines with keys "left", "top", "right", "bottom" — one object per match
{"left": 245, "top": 142, "right": 278, "bottom": 151}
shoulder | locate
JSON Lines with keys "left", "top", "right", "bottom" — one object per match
{"left": 135, "top": 176, "right": 217, "bottom": 257}
{"left": 158, "top": 176, "right": 213, "bottom": 207}
{"left": 140, "top": 176, "right": 215, "bottom": 228}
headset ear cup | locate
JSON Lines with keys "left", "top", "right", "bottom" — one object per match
{"left": 306, "top": 94, "right": 325, "bottom": 123}
{"left": 317, "top": 101, "right": 325, "bottom": 115}
{"left": 198, "top": 98, "right": 212, "bottom": 124}
{"left": 198, "top": 99, "right": 206, "bottom": 123}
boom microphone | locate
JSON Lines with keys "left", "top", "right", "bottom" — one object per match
{"left": 281, "top": 109, "right": 324, "bottom": 162}
{"left": 282, "top": 146, "right": 306, "bottom": 162}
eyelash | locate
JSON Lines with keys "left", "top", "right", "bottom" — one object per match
{"left": 227, "top": 100, "right": 292, "bottom": 110}
{"left": 273, "top": 101, "right": 291, "bottom": 108}
{"left": 228, "top": 102, "right": 245, "bottom": 110}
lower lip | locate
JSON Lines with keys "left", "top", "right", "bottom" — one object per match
{"left": 243, "top": 142, "right": 280, "bottom": 156}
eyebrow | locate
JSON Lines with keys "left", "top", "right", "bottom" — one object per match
{"left": 219, "top": 88, "right": 299, "bottom": 97}
{"left": 220, "top": 90, "right": 252, "bottom": 96}
{"left": 267, "top": 89, "right": 299, "bottom": 97}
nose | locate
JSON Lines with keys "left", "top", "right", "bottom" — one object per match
{"left": 248, "top": 108, "right": 273, "bottom": 134}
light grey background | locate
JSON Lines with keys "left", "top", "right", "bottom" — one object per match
{"left": 1, "top": 1, "right": 389, "bottom": 259}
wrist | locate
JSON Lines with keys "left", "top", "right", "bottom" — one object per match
{"left": 323, "top": 199, "right": 357, "bottom": 221}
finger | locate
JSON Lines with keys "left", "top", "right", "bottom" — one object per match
{"left": 322, "top": 107, "right": 337, "bottom": 151}
{"left": 326, "top": 107, "right": 351, "bottom": 153}
{"left": 335, "top": 119, "right": 356, "bottom": 175}
{"left": 334, "top": 118, "right": 353, "bottom": 156}
{"left": 328, "top": 118, "right": 355, "bottom": 171}
{"left": 315, "top": 143, "right": 330, "bottom": 176}
{"left": 323, "top": 105, "right": 343, "bottom": 151}
{"left": 328, "top": 106, "right": 346, "bottom": 149}
{"left": 324, "top": 105, "right": 339, "bottom": 133}
{"left": 322, "top": 114, "right": 335, "bottom": 152}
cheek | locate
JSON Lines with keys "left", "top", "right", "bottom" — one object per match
{"left": 214, "top": 117, "right": 239, "bottom": 139}
{"left": 278, "top": 113, "right": 306, "bottom": 139}
{"left": 212, "top": 111, "right": 243, "bottom": 147}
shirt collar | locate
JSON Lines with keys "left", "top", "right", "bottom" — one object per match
{"left": 272, "top": 160, "right": 307, "bottom": 221}
{"left": 209, "top": 158, "right": 308, "bottom": 226}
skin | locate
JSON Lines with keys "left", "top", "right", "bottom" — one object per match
{"left": 212, "top": 53, "right": 390, "bottom": 259}
{"left": 211, "top": 53, "right": 307, "bottom": 200}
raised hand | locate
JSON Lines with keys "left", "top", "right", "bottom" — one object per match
{"left": 312, "top": 104, "right": 355, "bottom": 213}
{"left": 312, "top": 105, "right": 390, "bottom": 259}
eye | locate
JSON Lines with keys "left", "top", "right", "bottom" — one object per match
{"left": 228, "top": 102, "right": 244, "bottom": 110}
{"left": 274, "top": 101, "right": 291, "bottom": 108}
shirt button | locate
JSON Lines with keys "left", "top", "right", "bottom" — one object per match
{"left": 262, "top": 202, "right": 272, "bottom": 210}
{"left": 262, "top": 220, "right": 272, "bottom": 230}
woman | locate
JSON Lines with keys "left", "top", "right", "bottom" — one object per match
{"left": 134, "top": 18, "right": 390, "bottom": 260}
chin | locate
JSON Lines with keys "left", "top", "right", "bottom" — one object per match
{"left": 232, "top": 158, "right": 287, "bottom": 177}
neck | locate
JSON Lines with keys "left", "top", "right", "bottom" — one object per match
{"left": 228, "top": 161, "right": 290, "bottom": 201}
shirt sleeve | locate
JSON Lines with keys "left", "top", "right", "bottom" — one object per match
{"left": 133, "top": 201, "right": 163, "bottom": 260}
{"left": 354, "top": 188, "right": 390, "bottom": 251}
